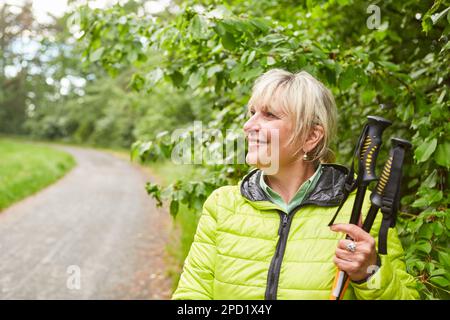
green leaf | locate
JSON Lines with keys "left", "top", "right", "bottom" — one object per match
{"left": 129, "top": 73, "right": 145, "bottom": 91}
{"left": 430, "top": 269, "right": 447, "bottom": 277}
{"left": 425, "top": 261, "right": 435, "bottom": 273}
{"left": 138, "top": 141, "right": 152, "bottom": 157}
{"left": 410, "top": 68, "right": 427, "bottom": 79}
{"left": 428, "top": 190, "right": 443, "bottom": 205}
{"left": 378, "top": 61, "right": 400, "bottom": 72}
{"left": 170, "top": 200, "right": 179, "bottom": 217}
{"left": 220, "top": 19, "right": 239, "bottom": 34}
{"left": 442, "top": 41, "right": 450, "bottom": 52}
{"left": 415, "top": 138, "right": 437, "bottom": 163}
{"left": 439, "top": 251, "right": 450, "bottom": 268}
{"left": 213, "top": 21, "right": 227, "bottom": 36}
{"left": 221, "top": 32, "right": 237, "bottom": 51}
{"left": 339, "top": 66, "right": 355, "bottom": 90}
{"left": 89, "top": 47, "right": 104, "bottom": 62}
{"left": 146, "top": 183, "right": 162, "bottom": 206}
{"left": 169, "top": 71, "right": 184, "bottom": 87}
{"left": 188, "top": 69, "right": 204, "bottom": 89}
{"left": 435, "top": 142, "right": 450, "bottom": 168}
{"left": 416, "top": 241, "right": 432, "bottom": 254}
{"left": 267, "top": 56, "right": 276, "bottom": 66}
{"left": 411, "top": 197, "right": 429, "bottom": 208}
{"left": 414, "top": 189, "right": 443, "bottom": 207}
{"left": 130, "top": 141, "right": 141, "bottom": 161}
{"left": 361, "top": 90, "right": 377, "bottom": 105}
{"left": 207, "top": 65, "right": 223, "bottom": 78}
{"left": 422, "top": 170, "right": 437, "bottom": 188}
{"left": 418, "top": 223, "right": 434, "bottom": 240}
{"left": 250, "top": 18, "right": 270, "bottom": 32}
{"left": 230, "top": 63, "right": 245, "bottom": 82}
{"left": 415, "top": 260, "right": 426, "bottom": 271}
{"left": 146, "top": 68, "right": 164, "bottom": 87}
{"left": 433, "top": 221, "right": 444, "bottom": 236}
{"left": 241, "top": 67, "right": 263, "bottom": 81}
{"left": 246, "top": 50, "right": 256, "bottom": 65}
{"left": 155, "top": 131, "right": 169, "bottom": 140}
{"left": 195, "top": 182, "right": 206, "bottom": 196}
{"left": 422, "top": 16, "right": 433, "bottom": 33}
{"left": 189, "top": 15, "right": 203, "bottom": 39}
{"left": 380, "top": 79, "right": 396, "bottom": 97}
{"left": 429, "top": 276, "right": 450, "bottom": 288}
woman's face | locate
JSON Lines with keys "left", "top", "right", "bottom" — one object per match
{"left": 243, "top": 104, "right": 300, "bottom": 173}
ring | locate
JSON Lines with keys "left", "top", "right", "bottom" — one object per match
{"left": 346, "top": 241, "right": 357, "bottom": 252}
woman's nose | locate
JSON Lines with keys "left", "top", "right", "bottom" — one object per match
{"left": 243, "top": 114, "right": 260, "bottom": 133}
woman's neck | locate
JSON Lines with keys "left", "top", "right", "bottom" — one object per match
{"left": 263, "top": 160, "right": 317, "bottom": 204}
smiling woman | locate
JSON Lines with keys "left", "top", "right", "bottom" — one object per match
{"left": 0, "top": 138, "right": 75, "bottom": 211}
{"left": 172, "top": 69, "right": 419, "bottom": 300}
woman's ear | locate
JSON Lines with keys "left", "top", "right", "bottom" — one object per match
{"left": 304, "top": 125, "right": 324, "bottom": 152}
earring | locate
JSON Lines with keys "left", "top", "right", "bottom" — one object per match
{"left": 303, "top": 152, "right": 309, "bottom": 161}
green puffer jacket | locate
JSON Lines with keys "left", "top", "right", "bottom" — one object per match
{"left": 172, "top": 164, "right": 419, "bottom": 300}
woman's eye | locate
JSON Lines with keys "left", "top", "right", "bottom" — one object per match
{"left": 265, "top": 112, "right": 277, "bottom": 118}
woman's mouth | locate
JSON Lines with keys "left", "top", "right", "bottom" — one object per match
{"left": 248, "top": 140, "right": 268, "bottom": 146}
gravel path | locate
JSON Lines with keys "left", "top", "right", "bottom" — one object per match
{"left": 0, "top": 145, "right": 172, "bottom": 299}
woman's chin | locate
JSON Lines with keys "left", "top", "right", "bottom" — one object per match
{"left": 245, "top": 153, "right": 258, "bottom": 166}
{"left": 246, "top": 155, "right": 268, "bottom": 168}
{"left": 245, "top": 153, "right": 279, "bottom": 174}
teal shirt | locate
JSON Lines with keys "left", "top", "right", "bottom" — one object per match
{"left": 259, "top": 164, "right": 323, "bottom": 213}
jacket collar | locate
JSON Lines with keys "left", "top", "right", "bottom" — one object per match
{"left": 239, "top": 164, "right": 349, "bottom": 208}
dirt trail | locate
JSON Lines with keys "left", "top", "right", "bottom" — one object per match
{"left": 0, "top": 145, "right": 172, "bottom": 299}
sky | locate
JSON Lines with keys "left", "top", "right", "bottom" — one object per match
{"left": 3, "top": 0, "right": 172, "bottom": 94}
{"left": 4, "top": 0, "right": 171, "bottom": 23}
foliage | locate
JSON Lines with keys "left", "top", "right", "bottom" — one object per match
{"left": 24, "top": 70, "right": 212, "bottom": 148}
{"left": 0, "top": 138, "right": 75, "bottom": 210}
{"left": 77, "top": 0, "right": 450, "bottom": 298}
{"left": 0, "top": 1, "right": 211, "bottom": 149}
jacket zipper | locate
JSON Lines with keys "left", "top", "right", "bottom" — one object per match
{"left": 264, "top": 199, "right": 338, "bottom": 300}
{"left": 265, "top": 209, "right": 297, "bottom": 300}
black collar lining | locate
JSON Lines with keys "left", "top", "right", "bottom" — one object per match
{"left": 240, "top": 164, "right": 349, "bottom": 207}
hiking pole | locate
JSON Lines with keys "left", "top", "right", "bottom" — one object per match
{"left": 362, "top": 138, "right": 412, "bottom": 254}
{"left": 348, "top": 116, "right": 392, "bottom": 226}
{"left": 330, "top": 116, "right": 391, "bottom": 300}
{"left": 329, "top": 138, "right": 411, "bottom": 301}
{"left": 328, "top": 116, "right": 393, "bottom": 227}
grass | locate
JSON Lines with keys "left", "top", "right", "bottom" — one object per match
{"left": 0, "top": 138, "right": 76, "bottom": 211}
{"left": 145, "top": 159, "right": 207, "bottom": 292}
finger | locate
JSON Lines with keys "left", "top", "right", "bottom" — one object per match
{"left": 330, "top": 223, "right": 371, "bottom": 242}
{"left": 338, "top": 239, "right": 358, "bottom": 251}
{"left": 338, "top": 240, "right": 374, "bottom": 257}
{"left": 335, "top": 248, "right": 355, "bottom": 262}
{"left": 333, "top": 256, "right": 357, "bottom": 274}
{"left": 358, "top": 214, "right": 363, "bottom": 227}
{"left": 337, "top": 248, "right": 367, "bottom": 265}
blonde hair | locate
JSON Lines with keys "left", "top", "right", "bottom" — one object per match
{"left": 248, "top": 68, "right": 337, "bottom": 164}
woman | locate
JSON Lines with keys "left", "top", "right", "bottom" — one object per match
{"left": 172, "top": 69, "right": 419, "bottom": 300}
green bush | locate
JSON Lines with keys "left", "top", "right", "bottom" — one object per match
{"left": 79, "top": 0, "right": 449, "bottom": 299}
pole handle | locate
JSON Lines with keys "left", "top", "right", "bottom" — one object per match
{"left": 358, "top": 116, "right": 392, "bottom": 183}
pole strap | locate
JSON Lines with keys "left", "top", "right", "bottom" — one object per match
{"left": 328, "top": 124, "right": 368, "bottom": 226}
{"left": 377, "top": 147, "right": 405, "bottom": 254}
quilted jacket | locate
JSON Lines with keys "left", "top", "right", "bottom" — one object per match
{"left": 172, "top": 164, "right": 419, "bottom": 300}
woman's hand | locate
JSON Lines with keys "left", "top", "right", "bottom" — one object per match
{"left": 330, "top": 223, "right": 379, "bottom": 282}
